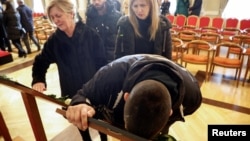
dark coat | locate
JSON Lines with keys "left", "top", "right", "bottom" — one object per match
{"left": 71, "top": 54, "right": 202, "bottom": 131}
{"left": 0, "top": 9, "right": 7, "bottom": 38}
{"left": 86, "top": 0, "right": 122, "bottom": 62}
{"left": 161, "top": 1, "right": 171, "bottom": 15}
{"left": 17, "top": 4, "right": 34, "bottom": 32}
{"left": 3, "top": 9, "right": 22, "bottom": 40}
{"left": 189, "top": 0, "right": 203, "bottom": 16}
{"left": 32, "top": 21, "right": 107, "bottom": 98}
{"left": 115, "top": 15, "right": 172, "bottom": 60}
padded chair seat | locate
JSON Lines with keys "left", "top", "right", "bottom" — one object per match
{"left": 183, "top": 54, "right": 208, "bottom": 62}
{"left": 0, "top": 51, "right": 13, "bottom": 65}
{"left": 213, "top": 57, "right": 241, "bottom": 66}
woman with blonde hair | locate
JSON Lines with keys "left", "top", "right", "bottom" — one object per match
{"left": 32, "top": 0, "right": 107, "bottom": 140}
{"left": 115, "top": 0, "right": 172, "bottom": 60}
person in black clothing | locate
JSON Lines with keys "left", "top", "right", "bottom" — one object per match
{"left": 17, "top": 0, "right": 41, "bottom": 54}
{"left": 0, "top": 2, "right": 11, "bottom": 51}
{"left": 112, "top": 0, "right": 121, "bottom": 11}
{"left": 3, "top": 1, "right": 26, "bottom": 57}
{"left": 161, "top": 0, "right": 171, "bottom": 16}
{"left": 32, "top": 0, "right": 107, "bottom": 99}
{"left": 189, "top": 0, "right": 203, "bottom": 16}
{"left": 86, "top": 0, "right": 122, "bottom": 63}
{"left": 66, "top": 54, "right": 202, "bottom": 140}
{"left": 31, "top": 1, "right": 107, "bottom": 140}
{"left": 115, "top": 0, "right": 172, "bottom": 60}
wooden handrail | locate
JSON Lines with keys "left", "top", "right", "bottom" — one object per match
{"left": 56, "top": 108, "right": 148, "bottom": 141}
{"left": 0, "top": 77, "right": 66, "bottom": 140}
{"left": 0, "top": 77, "right": 148, "bottom": 141}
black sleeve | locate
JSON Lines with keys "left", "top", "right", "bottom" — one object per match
{"left": 70, "top": 60, "right": 129, "bottom": 108}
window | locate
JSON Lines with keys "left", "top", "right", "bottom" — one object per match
{"left": 222, "top": 0, "right": 250, "bottom": 20}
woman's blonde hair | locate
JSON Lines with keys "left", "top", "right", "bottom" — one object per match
{"left": 128, "top": 0, "right": 160, "bottom": 40}
{"left": 46, "top": 0, "right": 77, "bottom": 23}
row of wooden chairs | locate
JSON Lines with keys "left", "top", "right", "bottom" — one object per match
{"left": 171, "top": 37, "right": 250, "bottom": 87}
{"left": 167, "top": 14, "right": 250, "bottom": 34}
{"left": 33, "top": 18, "right": 56, "bottom": 44}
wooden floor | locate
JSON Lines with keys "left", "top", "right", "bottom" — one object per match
{"left": 0, "top": 46, "right": 249, "bottom": 141}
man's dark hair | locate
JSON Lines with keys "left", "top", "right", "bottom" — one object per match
{"left": 124, "top": 79, "right": 172, "bottom": 139}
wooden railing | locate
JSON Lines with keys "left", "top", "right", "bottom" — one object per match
{"left": 0, "top": 77, "right": 147, "bottom": 141}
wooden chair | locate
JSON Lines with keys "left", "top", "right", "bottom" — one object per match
{"left": 177, "top": 30, "right": 198, "bottom": 43}
{"left": 209, "top": 42, "right": 244, "bottom": 87}
{"left": 220, "top": 27, "right": 241, "bottom": 43}
{"left": 211, "top": 17, "right": 224, "bottom": 33}
{"left": 242, "top": 48, "right": 250, "bottom": 86}
{"left": 181, "top": 40, "right": 213, "bottom": 81}
{"left": 200, "top": 32, "right": 221, "bottom": 45}
{"left": 195, "top": 16, "right": 211, "bottom": 33}
{"left": 200, "top": 26, "right": 219, "bottom": 33}
{"left": 166, "top": 14, "right": 175, "bottom": 25}
{"left": 171, "top": 37, "right": 184, "bottom": 63}
{"left": 183, "top": 15, "right": 199, "bottom": 30}
{"left": 34, "top": 26, "right": 48, "bottom": 44}
{"left": 239, "top": 19, "right": 250, "bottom": 33}
{"left": 224, "top": 18, "right": 239, "bottom": 29}
{"left": 172, "top": 14, "right": 186, "bottom": 32}
{"left": 230, "top": 34, "right": 250, "bottom": 48}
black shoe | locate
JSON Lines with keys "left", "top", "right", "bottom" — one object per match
{"left": 18, "top": 52, "right": 27, "bottom": 58}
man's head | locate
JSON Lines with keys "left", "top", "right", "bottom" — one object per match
{"left": 123, "top": 79, "right": 172, "bottom": 139}
{"left": 17, "top": 0, "right": 24, "bottom": 5}
{"left": 91, "top": 0, "right": 106, "bottom": 11}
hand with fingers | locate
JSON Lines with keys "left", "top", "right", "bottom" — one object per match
{"left": 66, "top": 104, "right": 96, "bottom": 131}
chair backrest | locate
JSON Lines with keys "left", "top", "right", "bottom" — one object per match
{"left": 239, "top": 19, "right": 250, "bottom": 31}
{"left": 178, "top": 30, "right": 197, "bottom": 42}
{"left": 225, "top": 18, "right": 239, "bottom": 28}
{"left": 175, "top": 14, "right": 187, "bottom": 27}
{"left": 214, "top": 42, "right": 244, "bottom": 59}
{"left": 231, "top": 34, "right": 250, "bottom": 46}
{"left": 198, "top": 16, "right": 211, "bottom": 28}
{"left": 186, "top": 15, "right": 199, "bottom": 27}
{"left": 211, "top": 17, "right": 224, "bottom": 30}
{"left": 166, "top": 14, "right": 175, "bottom": 25}
{"left": 200, "top": 32, "right": 221, "bottom": 45}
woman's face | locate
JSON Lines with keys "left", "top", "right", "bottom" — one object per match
{"left": 49, "top": 6, "right": 74, "bottom": 32}
{"left": 131, "top": 0, "right": 150, "bottom": 20}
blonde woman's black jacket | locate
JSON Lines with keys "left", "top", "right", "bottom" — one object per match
{"left": 31, "top": 21, "right": 107, "bottom": 98}
{"left": 71, "top": 54, "right": 202, "bottom": 131}
{"left": 115, "top": 15, "right": 172, "bottom": 60}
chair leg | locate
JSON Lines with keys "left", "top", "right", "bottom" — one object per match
{"left": 242, "top": 67, "right": 249, "bottom": 86}
{"left": 236, "top": 69, "right": 242, "bottom": 87}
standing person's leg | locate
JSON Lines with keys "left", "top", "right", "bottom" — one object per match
{"left": 4, "top": 38, "right": 12, "bottom": 52}
{"left": 0, "top": 38, "right": 5, "bottom": 51}
{"left": 28, "top": 31, "right": 41, "bottom": 51}
{"left": 22, "top": 32, "right": 32, "bottom": 54}
{"left": 11, "top": 39, "right": 26, "bottom": 58}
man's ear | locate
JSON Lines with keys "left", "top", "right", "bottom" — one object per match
{"left": 170, "top": 109, "right": 173, "bottom": 116}
{"left": 123, "top": 92, "right": 130, "bottom": 101}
